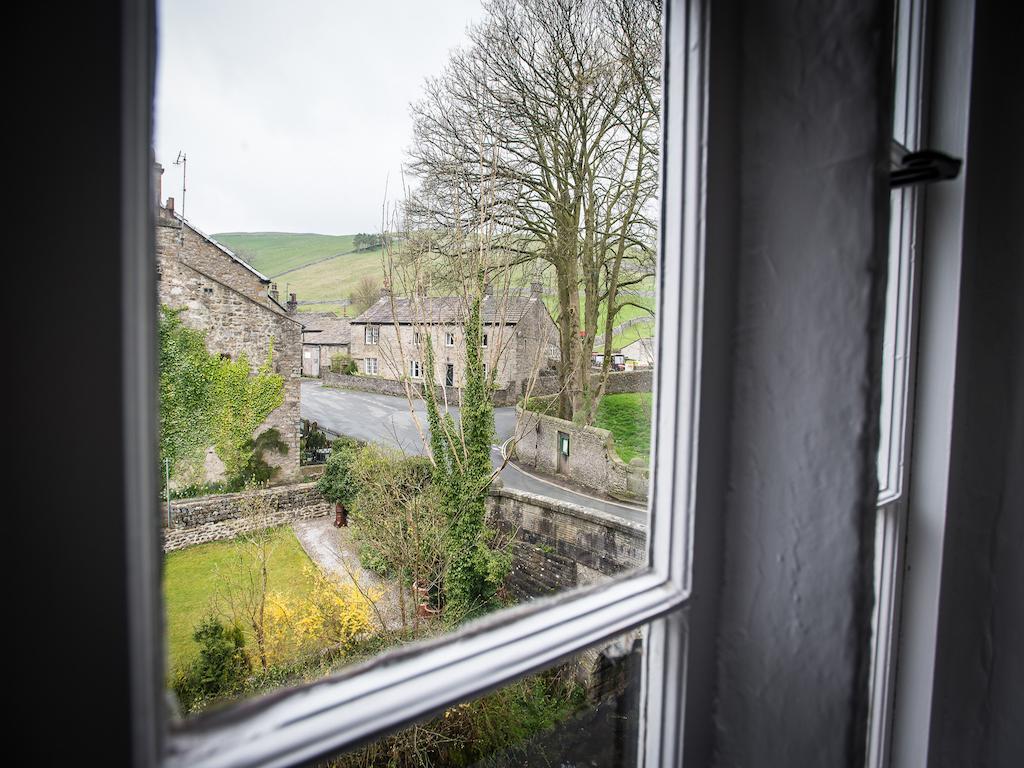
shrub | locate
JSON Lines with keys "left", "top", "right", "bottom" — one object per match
{"left": 171, "top": 615, "right": 251, "bottom": 714}
{"left": 330, "top": 353, "right": 358, "bottom": 375}
{"left": 263, "top": 566, "right": 375, "bottom": 666}
{"left": 316, "top": 436, "right": 363, "bottom": 506}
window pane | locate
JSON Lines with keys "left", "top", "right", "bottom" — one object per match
{"left": 321, "top": 625, "right": 649, "bottom": 768}
{"left": 157, "top": 0, "right": 661, "bottom": 721}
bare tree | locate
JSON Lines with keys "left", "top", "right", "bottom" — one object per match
{"left": 406, "top": 0, "right": 661, "bottom": 423}
{"left": 214, "top": 487, "right": 279, "bottom": 671}
{"left": 348, "top": 275, "right": 381, "bottom": 316}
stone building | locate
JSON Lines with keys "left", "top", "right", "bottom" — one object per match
{"left": 154, "top": 163, "right": 303, "bottom": 483}
{"left": 348, "top": 284, "right": 558, "bottom": 399}
{"left": 300, "top": 311, "right": 351, "bottom": 377}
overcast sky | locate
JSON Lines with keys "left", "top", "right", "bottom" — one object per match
{"left": 155, "top": 0, "right": 484, "bottom": 235}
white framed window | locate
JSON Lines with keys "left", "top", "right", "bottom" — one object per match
{"left": 409, "top": 359, "right": 422, "bottom": 378}
{"left": 364, "top": 357, "right": 378, "bottom": 375}
{"left": 866, "top": 0, "right": 928, "bottom": 764}
{"left": 481, "top": 332, "right": 488, "bottom": 348}
{"left": 445, "top": 330, "right": 455, "bottom": 347}
{"left": 136, "top": 2, "right": 718, "bottom": 766}
{"left": 364, "top": 325, "right": 379, "bottom": 345}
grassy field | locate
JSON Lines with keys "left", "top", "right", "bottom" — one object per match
{"left": 212, "top": 232, "right": 360, "bottom": 277}
{"left": 594, "top": 392, "right": 653, "bottom": 463}
{"left": 163, "top": 526, "right": 318, "bottom": 671}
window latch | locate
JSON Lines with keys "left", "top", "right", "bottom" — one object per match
{"left": 890, "top": 149, "right": 962, "bottom": 189}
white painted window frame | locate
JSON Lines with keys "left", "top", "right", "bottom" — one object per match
{"left": 123, "top": 1, "right": 719, "bottom": 766}
{"left": 364, "top": 325, "right": 379, "bottom": 345}
{"left": 364, "top": 357, "right": 378, "bottom": 376}
{"left": 445, "top": 330, "right": 455, "bottom": 347}
{"left": 409, "top": 359, "right": 422, "bottom": 379}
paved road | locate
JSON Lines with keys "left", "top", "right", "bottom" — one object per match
{"left": 300, "top": 380, "right": 648, "bottom": 524}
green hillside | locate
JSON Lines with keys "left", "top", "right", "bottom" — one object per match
{"left": 212, "top": 232, "right": 360, "bottom": 277}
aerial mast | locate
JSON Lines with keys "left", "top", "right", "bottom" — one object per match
{"left": 173, "top": 150, "right": 187, "bottom": 220}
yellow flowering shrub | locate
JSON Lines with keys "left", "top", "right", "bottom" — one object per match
{"left": 263, "top": 566, "right": 375, "bottom": 666}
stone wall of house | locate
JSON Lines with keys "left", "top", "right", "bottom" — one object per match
{"left": 486, "top": 486, "right": 647, "bottom": 600}
{"left": 157, "top": 209, "right": 271, "bottom": 308}
{"left": 161, "top": 482, "right": 330, "bottom": 552}
{"left": 513, "top": 408, "right": 650, "bottom": 501}
{"left": 157, "top": 212, "right": 303, "bottom": 481}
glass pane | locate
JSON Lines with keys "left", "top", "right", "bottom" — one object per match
{"left": 322, "top": 625, "right": 648, "bottom": 768}
{"left": 156, "top": 0, "right": 661, "bottom": 719}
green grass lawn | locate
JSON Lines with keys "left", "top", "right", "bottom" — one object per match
{"left": 594, "top": 392, "right": 653, "bottom": 463}
{"left": 163, "top": 526, "right": 318, "bottom": 671}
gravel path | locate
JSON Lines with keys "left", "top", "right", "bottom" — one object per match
{"left": 291, "top": 517, "right": 407, "bottom": 632}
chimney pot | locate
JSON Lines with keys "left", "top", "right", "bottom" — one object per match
{"left": 166, "top": 197, "right": 175, "bottom": 213}
{"left": 286, "top": 293, "right": 298, "bottom": 312}
{"left": 530, "top": 281, "right": 542, "bottom": 296}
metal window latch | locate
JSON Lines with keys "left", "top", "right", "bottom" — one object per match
{"left": 890, "top": 148, "right": 962, "bottom": 188}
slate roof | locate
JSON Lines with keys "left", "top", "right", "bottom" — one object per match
{"left": 300, "top": 312, "right": 352, "bottom": 344}
{"left": 349, "top": 294, "right": 540, "bottom": 326}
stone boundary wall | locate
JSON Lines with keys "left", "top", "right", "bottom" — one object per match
{"left": 486, "top": 486, "right": 647, "bottom": 600}
{"left": 525, "top": 369, "right": 653, "bottom": 399}
{"left": 513, "top": 408, "right": 650, "bottom": 502}
{"left": 322, "top": 370, "right": 518, "bottom": 406}
{"left": 161, "top": 482, "right": 330, "bottom": 552}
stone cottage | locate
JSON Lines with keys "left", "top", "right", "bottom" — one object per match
{"left": 300, "top": 311, "right": 351, "bottom": 377}
{"left": 154, "top": 162, "right": 303, "bottom": 483}
{"left": 348, "top": 283, "right": 558, "bottom": 402}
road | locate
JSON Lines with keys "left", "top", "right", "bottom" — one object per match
{"left": 300, "top": 380, "right": 648, "bottom": 524}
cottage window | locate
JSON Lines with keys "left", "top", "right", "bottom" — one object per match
{"left": 409, "top": 359, "right": 422, "bottom": 378}
{"left": 364, "top": 325, "right": 379, "bottom": 345}
{"left": 445, "top": 330, "right": 454, "bottom": 347}
{"left": 481, "top": 332, "right": 488, "bottom": 347}
{"left": 364, "top": 357, "right": 378, "bottom": 375}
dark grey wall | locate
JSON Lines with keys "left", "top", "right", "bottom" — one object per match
{"left": 927, "top": 0, "right": 1024, "bottom": 763}
{"left": 710, "top": 1, "right": 891, "bottom": 766}
{"left": 13, "top": 1, "right": 153, "bottom": 764}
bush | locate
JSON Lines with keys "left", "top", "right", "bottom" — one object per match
{"left": 316, "top": 436, "right": 364, "bottom": 506}
{"left": 171, "top": 616, "right": 251, "bottom": 714}
{"left": 330, "top": 353, "right": 358, "bottom": 375}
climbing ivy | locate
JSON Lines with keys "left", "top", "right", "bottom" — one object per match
{"left": 159, "top": 307, "right": 285, "bottom": 489}
{"left": 422, "top": 296, "right": 511, "bottom": 623}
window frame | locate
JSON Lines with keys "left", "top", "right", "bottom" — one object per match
{"left": 364, "top": 324, "right": 379, "bottom": 345}
{"left": 866, "top": 0, "right": 930, "bottom": 764}
{"left": 364, "top": 357, "right": 378, "bottom": 376}
{"left": 124, "top": 1, "right": 719, "bottom": 766}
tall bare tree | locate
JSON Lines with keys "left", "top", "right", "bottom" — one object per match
{"left": 407, "top": 0, "right": 661, "bottom": 423}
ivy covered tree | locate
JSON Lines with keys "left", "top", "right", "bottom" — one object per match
{"left": 421, "top": 295, "right": 510, "bottom": 623}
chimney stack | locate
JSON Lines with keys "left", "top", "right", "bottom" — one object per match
{"left": 269, "top": 283, "right": 279, "bottom": 302}
{"left": 530, "top": 281, "right": 542, "bottom": 296}
{"left": 484, "top": 282, "right": 494, "bottom": 297}
{"left": 165, "top": 197, "right": 175, "bottom": 214}
{"left": 153, "top": 162, "right": 164, "bottom": 209}
{"left": 380, "top": 280, "right": 391, "bottom": 299}
{"left": 286, "top": 293, "right": 298, "bottom": 313}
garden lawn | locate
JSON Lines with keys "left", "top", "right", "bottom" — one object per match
{"left": 594, "top": 392, "right": 653, "bottom": 463}
{"left": 163, "top": 526, "right": 318, "bottom": 672}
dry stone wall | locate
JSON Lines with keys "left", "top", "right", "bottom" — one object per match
{"left": 322, "top": 370, "right": 518, "bottom": 406}
{"left": 513, "top": 408, "right": 650, "bottom": 502}
{"left": 486, "top": 487, "right": 647, "bottom": 600}
{"left": 161, "top": 482, "right": 329, "bottom": 552}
